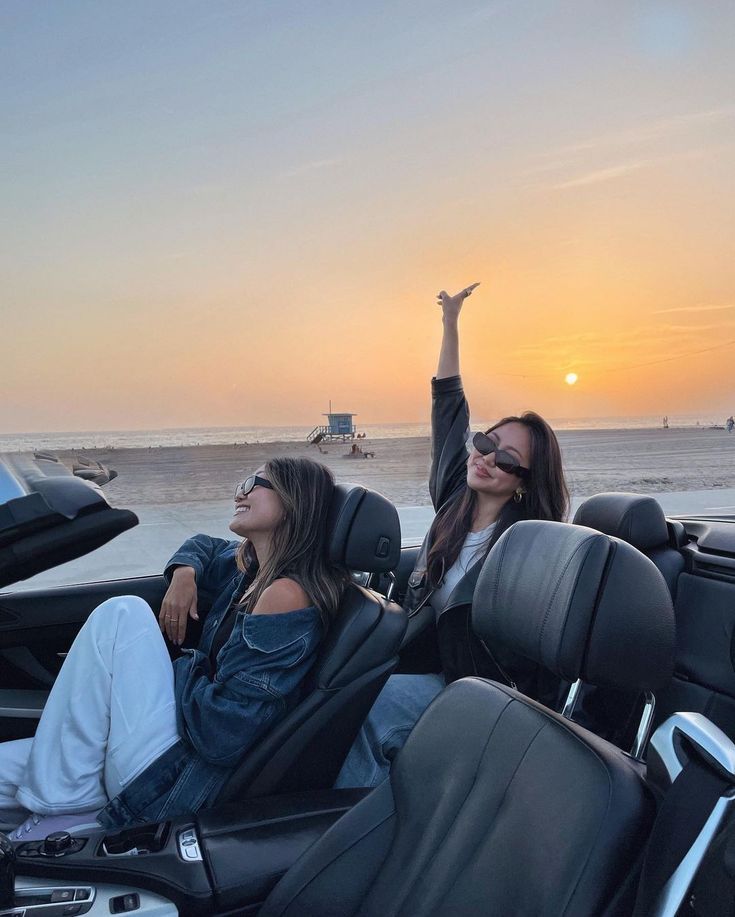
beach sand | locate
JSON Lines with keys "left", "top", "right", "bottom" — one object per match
{"left": 12, "top": 425, "right": 735, "bottom": 589}
{"left": 57, "top": 425, "right": 735, "bottom": 508}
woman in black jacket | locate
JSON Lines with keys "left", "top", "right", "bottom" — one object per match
{"left": 336, "top": 283, "right": 570, "bottom": 788}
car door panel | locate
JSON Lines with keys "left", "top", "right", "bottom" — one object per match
{"left": 0, "top": 575, "right": 168, "bottom": 658}
{"left": 0, "top": 576, "right": 170, "bottom": 740}
{"left": 654, "top": 518, "right": 735, "bottom": 739}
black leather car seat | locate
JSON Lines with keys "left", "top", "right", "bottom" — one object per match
{"left": 215, "top": 484, "right": 407, "bottom": 802}
{"left": 573, "top": 491, "right": 685, "bottom": 599}
{"left": 574, "top": 492, "right": 735, "bottom": 742}
{"left": 260, "top": 520, "right": 676, "bottom": 916}
{"left": 571, "top": 492, "right": 687, "bottom": 744}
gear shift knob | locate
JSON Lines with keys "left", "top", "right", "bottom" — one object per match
{"left": 0, "top": 832, "right": 15, "bottom": 908}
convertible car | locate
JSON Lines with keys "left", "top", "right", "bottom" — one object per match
{"left": 0, "top": 450, "right": 733, "bottom": 916}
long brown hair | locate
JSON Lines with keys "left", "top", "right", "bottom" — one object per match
{"left": 427, "top": 412, "right": 569, "bottom": 587}
{"left": 235, "top": 457, "right": 349, "bottom": 628}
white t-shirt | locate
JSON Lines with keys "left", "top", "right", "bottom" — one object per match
{"left": 429, "top": 522, "right": 496, "bottom": 621}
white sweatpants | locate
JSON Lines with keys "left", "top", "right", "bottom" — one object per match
{"left": 0, "top": 596, "right": 180, "bottom": 823}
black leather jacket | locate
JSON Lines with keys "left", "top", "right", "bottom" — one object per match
{"left": 404, "top": 376, "right": 563, "bottom": 709}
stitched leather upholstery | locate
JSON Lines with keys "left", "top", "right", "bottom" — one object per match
{"left": 327, "top": 484, "right": 401, "bottom": 573}
{"left": 473, "top": 520, "right": 675, "bottom": 691}
{"left": 573, "top": 491, "right": 685, "bottom": 599}
{"left": 573, "top": 491, "right": 669, "bottom": 550}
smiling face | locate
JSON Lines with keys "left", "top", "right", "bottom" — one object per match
{"left": 229, "top": 465, "right": 285, "bottom": 538}
{"left": 466, "top": 421, "right": 532, "bottom": 501}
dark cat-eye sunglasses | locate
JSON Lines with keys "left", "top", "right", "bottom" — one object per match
{"left": 471, "top": 432, "right": 531, "bottom": 479}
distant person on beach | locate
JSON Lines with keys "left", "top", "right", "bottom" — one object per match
{"left": 663, "top": 415, "right": 669, "bottom": 429}
{"left": 0, "top": 458, "right": 348, "bottom": 839}
{"left": 346, "top": 443, "right": 374, "bottom": 458}
{"left": 336, "top": 283, "right": 569, "bottom": 788}
{"left": 728, "top": 416, "right": 734, "bottom": 433}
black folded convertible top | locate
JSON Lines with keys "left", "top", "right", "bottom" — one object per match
{"left": 0, "top": 452, "right": 138, "bottom": 588}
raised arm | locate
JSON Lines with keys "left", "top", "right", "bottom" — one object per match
{"left": 428, "top": 283, "right": 480, "bottom": 509}
{"left": 435, "top": 283, "right": 480, "bottom": 379}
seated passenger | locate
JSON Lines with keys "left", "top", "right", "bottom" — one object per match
{"left": 0, "top": 457, "right": 348, "bottom": 839}
{"left": 336, "top": 283, "right": 570, "bottom": 788}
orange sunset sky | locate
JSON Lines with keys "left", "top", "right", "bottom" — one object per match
{"left": 2, "top": 1, "right": 734, "bottom": 433}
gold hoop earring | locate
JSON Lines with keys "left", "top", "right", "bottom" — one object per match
{"left": 514, "top": 488, "right": 524, "bottom": 503}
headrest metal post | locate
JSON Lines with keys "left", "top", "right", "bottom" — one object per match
{"left": 561, "top": 679, "right": 583, "bottom": 720}
{"left": 384, "top": 572, "right": 397, "bottom": 603}
{"left": 631, "top": 691, "right": 656, "bottom": 760}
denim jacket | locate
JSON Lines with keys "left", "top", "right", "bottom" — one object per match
{"left": 98, "top": 535, "right": 323, "bottom": 828}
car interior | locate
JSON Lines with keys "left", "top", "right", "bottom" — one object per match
{"left": 0, "top": 452, "right": 734, "bottom": 916}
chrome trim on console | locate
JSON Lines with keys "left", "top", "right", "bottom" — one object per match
{"left": 631, "top": 692, "right": 656, "bottom": 760}
{"left": 561, "top": 679, "right": 582, "bottom": 720}
{"left": 177, "top": 828, "right": 202, "bottom": 863}
{"left": 0, "top": 689, "right": 47, "bottom": 720}
{"left": 650, "top": 796, "right": 735, "bottom": 917}
{"left": 646, "top": 712, "right": 735, "bottom": 916}
{"left": 650, "top": 712, "right": 735, "bottom": 784}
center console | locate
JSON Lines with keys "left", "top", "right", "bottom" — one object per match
{"left": 2, "top": 877, "right": 175, "bottom": 917}
{"left": 5, "top": 789, "right": 369, "bottom": 916}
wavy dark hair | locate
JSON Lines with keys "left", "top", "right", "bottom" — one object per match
{"left": 235, "top": 457, "right": 349, "bottom": 628}
{"left": 427, "top": 412, "right": 569, "bottom": 587}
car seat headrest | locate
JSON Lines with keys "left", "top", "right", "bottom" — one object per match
{"left": 573, "top": 492, "right": 669, "bottom": 551}
{"left": 472, "top": 520, "right": 675, "bottom": 692}
{"left": 327, "top": 484, "right": 401, "bottom": 573}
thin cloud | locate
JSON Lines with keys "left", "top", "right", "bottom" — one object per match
{"left": 662, "top": 321, "right": 735, "bottom": 333}
{"left": 463, "top": 0, "right": 516, "bottom": 23}
{"left": 544, "top": 146, "right": 715, "bottom": 191}
{"left": 281, "top": 158, "right": 341, "bottom": 178}
{"left": 520, "top": 108, "right": 734, "bottom": 189}
{"left": 188, "top": 182, "right": 228, "bottom": 195}
{"left": 500, "top": 327, "right": 735, "bottom": 377}
{"left": 534, "top": 106, "right": 735, "bottom": 162}
{"left": 654, "top": 303, "right": 735, "bottom": 315}
{"left": 511, "top": 321, "right": 735, "bottom": 359}
{"left": 516, "top": 330, "right": 615, "bottom": 350}
{"left": 551, "top": 161, "right": 648, "bottom": 189}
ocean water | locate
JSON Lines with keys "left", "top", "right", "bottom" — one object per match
{"left": 0, "top": 414, "right": 728, "bottom": 454}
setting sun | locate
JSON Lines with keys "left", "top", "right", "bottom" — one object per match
{"left": 565, "top": 373, "right": 579, "bottom": 386}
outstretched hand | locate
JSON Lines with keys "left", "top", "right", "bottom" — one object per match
{"left": 436, "top": 283, "right": 480, "bottom": 321}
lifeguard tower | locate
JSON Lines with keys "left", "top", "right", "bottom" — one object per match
{"left": 307, "top": 403, "right": 358, "bottom": 444}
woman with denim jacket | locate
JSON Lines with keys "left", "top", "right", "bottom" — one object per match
{"left": 336, "top": 284, "right": 570, "bottom": 788}
{"left": 1, "top": 457, "right": 348, "bottom": 840}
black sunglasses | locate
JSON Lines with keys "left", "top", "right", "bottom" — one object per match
{"left": 234, "top": 474, "right": 274, "bottom": 499}
{"left": 472, "top": 432, "right": 531, "bottom": 479}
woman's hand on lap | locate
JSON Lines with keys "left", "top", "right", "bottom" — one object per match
{"left": 160, "top": 566, "right": 199, "bottom": 645}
